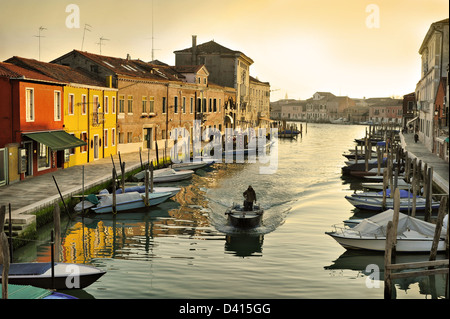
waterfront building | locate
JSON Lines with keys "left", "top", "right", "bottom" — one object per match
{"left": 402, "top": 92, "right": 416, "bottom": 130}
{"left": 174, "top": 36, "right": 266, "bottom": 130}
{"left": 249, "top": 76, "right": 272, "bottom": 128}
{"left": 415, "top": 18, "right": 449, "bottom": 152}
{"left": 305, "top": 92, "right": 356, "bottom": 122}
{"left": 433, "top": 77, "right": 448, "bottom": 161}
{"left": 367, "top": 97, "right": 403, "bottom": 124}
{"left": 5, "top": 56, "right": 118, "bottom": 167}
{"left": 0, "top": 62, "right": 85, "bottom": 184}
{"left": 51, "top": 50, "right": 234, "bottom": 154}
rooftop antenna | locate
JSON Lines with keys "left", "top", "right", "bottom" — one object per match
{"left": 81, "top": 24, "right": 92, "bottom": 51}
{"left": 96, "top": 36, "right": 109, "bottom": 55}
{"left": 149, "top": 0, "right": 160, "bottom": 61}
{"left": 33, "top": 26, "right": 47, "bottom": 61}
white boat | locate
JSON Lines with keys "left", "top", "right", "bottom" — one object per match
{"left": 225, "top": 203, "right": 264, "bottom": 228}
{"left": 344, "top": 195, "right": 440, "bottom": 212}
{"left": 350, "top": 189, "right": 413, "bottom": 198}
{"left": 326, "top": 209, "right": 448, "bottom": 252}
{"left": 91, "top": 191, "right": 172, "bottom": 214}
{"left": 0, "top": 262, "right": 105, "bottom": 290}
{"left": 171, "top": 159, "right": 215, "bottom": 171}
{"left": 115, "top": 185, "right": 180, "bottom": 197}
{"left": 133, "top": 168, "right": 194, "bottom": 182}
{"left": 361, "top": 179, "right": 411, "bottom": 190}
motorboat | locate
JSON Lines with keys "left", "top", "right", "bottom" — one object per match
{"left": 225, "top": 203, "right": 263, "bottom": 228}
{"left": 326, "top": 209, "right": 448, "bottom": 252}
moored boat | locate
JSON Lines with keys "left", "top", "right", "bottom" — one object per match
{"left": 326, "top": 209, "right": 448, "bottom": 252}
{"left": 91, "top": 191, "right": 172, "bottom": 214}
{"left": 0, "top": 262, "right": 105, "bottom": 290}
{"left": 344, "top": 194, "right": 440, "bottom": 212}
{"left": 133, "top": 167, "right": 194, "bottom": 182}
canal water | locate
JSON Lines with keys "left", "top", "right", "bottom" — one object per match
{"left": 13, "top": 123, "right": 448, "bottom": 299}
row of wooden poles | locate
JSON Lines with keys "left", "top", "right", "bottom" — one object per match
{"left": 383, "top": 189, "right": 449, "bottom": 299}
{"left": 356, "top": 125, "right": 442, "bottom": 220}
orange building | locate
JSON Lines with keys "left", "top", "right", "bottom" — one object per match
{"left": 0, "top": 62, "right": 86, "bottom": 183}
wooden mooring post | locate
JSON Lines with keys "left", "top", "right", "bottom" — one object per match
{"left": 53, "top": 204, "right": 61, "bottom": 262}
{"left": 384, "top": 189, "right": 450, "bottom": 299}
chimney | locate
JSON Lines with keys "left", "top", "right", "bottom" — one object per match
{"left": 126, "top": 53, "right": 131, "bottom": 60}
{"left": 191, "top": 35, "right": 197, "bottom": 65}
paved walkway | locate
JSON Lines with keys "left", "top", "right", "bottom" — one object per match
{"left": 0, "top": 150, "right": 157, "bottom": 224}
{"left": 400, "top": 131, "right": 449, "bottom": 194}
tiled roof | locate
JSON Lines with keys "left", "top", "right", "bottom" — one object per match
{"left": 4, "top": 56, "right": 106, "bottom": 87}
{"left": 0, "top": 61, "right": 65, "bottom": 84}
{"left": 174, "top": 65, "right": 205, "bottom": 74}
{"left": 71, "top": 50, "right": 182, "bottom": 81}
{"left": 174, "top": 40, "right": 237, "bottom": 55}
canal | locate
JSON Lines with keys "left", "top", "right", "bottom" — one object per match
{"left": 13, "top": 123, "right": 449, "bottom": 299}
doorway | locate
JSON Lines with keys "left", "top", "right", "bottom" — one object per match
{"left": 93, "top": 135, "right": 99, "bottom": 159}
{"left": 144, "top": 128, "right": 153, "bottom": 149}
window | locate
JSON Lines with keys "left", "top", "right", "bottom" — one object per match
{"left": 111, "top": 128, "right": 116, "bottom": 146}
{"left": 174, "top": 96, "right": 178, "bottom": 114}
{"left": 149, "top": 96, "right": 155, "bottom": 113}
{"left": 213, "top": 98, "right": 217, "bottom": 112}
{"left": 127, "top": 132, "right": 133, "bottom": 143}
{"left": 104, "top": 96, "right": 109, "bottom": 114}
{"left": 127, "top": 96, "right": 133, "bottom": 113}
{"left": 182, "top": 97, "right": 186, "bottom": 113}
{"left": 119, "top": 95, "right": 125, "bottom": 113}
{"left": 81, "top": 95, "right": 87, "bottom": 115}
{"left": 119, "top": 132, "right": 124, "bottom": 144}
{"left": 190, "top": 97, "right": 193, "bottom": 114}
{"left": 104, "top": 129, "right": 108, "bottom": 148}
{"left": 26, "top": 88, "right": 34, "bottom": 122}
{"left": 80, "top": 132, "right": 88, "bottom": 153}
{"left": 68, "top": 94, "right": 75, "bottom": 115}
{"left": 112, "top": 96, "right": 116, "bottom": 114}
{"left": 162, "top": 97, "right": 166, "bottom": 114}
{"left": 209, "top": 98, "right": 212, "bottom": 112}
{"left": 197, "top": 98, "right": 201, "bottom": 113}
{"left": 38, "top": 143, "right": 50, "bottom": 170}
{"left": 219, "top": 99, "right": 221, "bottom": 112}
{"left": 203, "top": 98, "right": 207, "bottom": 113}
{"left": 69, "top": 133, "right": 76, "bottom": 155}
{"left": 142, "top": 96, "right": 147, "bottom": 113}
{"left": 54, "top": 91, "right": 61, "bottom": 121}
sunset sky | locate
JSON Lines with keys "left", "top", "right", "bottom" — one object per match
{"left": 0, "top": 0, "right": 448, "bottom": 101}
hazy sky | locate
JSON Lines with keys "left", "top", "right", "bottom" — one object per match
{"left": 0, "top": 0, "right": 448, "bottom": 101}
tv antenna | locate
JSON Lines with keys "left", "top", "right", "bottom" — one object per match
{"left": 33, "top": 26, "right": 47, "bottom": 61}
{"left": 81, "top": 24, "right": 92, "bottom": 51}
{"left": 96, "top": 36, "right": 109, "bottom": 55}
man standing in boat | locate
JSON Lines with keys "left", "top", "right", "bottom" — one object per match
{"left": 243, "top": 185, "right": 257, "bottom": 211}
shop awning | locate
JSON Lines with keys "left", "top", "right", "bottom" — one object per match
{"left": 23, "top": 131, "right": 87, "bottom": 151}
{"left": 406, "top": 116, "right": 419, "bottom": 126}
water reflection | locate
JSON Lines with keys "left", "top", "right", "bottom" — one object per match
{"left": 325, "top": 250, "right": 449, "bottom": 299}
{"left": 225, "top": 235, "right": 264, "bottom": 257}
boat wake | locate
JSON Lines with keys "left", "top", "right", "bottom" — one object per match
{"left": 206, "top": 197, "right": 290, "bottom": 236}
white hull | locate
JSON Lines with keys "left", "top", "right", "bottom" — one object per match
{"left": 92, "top": 192, "right": 172, "bottom": 214}
{"left": 327, "top": 232, "right": 446, "bottom": 252}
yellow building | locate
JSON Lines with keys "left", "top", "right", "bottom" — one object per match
{"left": 5, "top": 57, "right": 118, "bottom": 167}
{"left": 63, "top": 84, "right": 118, "bottom": 167}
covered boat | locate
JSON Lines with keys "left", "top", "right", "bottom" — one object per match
{"left": 350, "top": 189, "right": 414, "bottom": 198}
{"left": 0, "top": 262, "right": 105, "bottom": 290}
{"left": 326, "top": 209, "right": 448, "bottom": 252}
{"left": 133, "top": 168, "right": 194, "bottom": 182}
{"left": 115, "top": 185, "right": 180, "bottom": 197}
{"left": 225, "top": 203, "right": 264, "bottom": 228}
{"left": 92, "top": 191, "right": 172, "bottom": 214}
{"left": 361, "top": 179, "right": 411, "bottom": 190}
{"left": 171, "top": 159, "right": 215, "bottom": 171}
